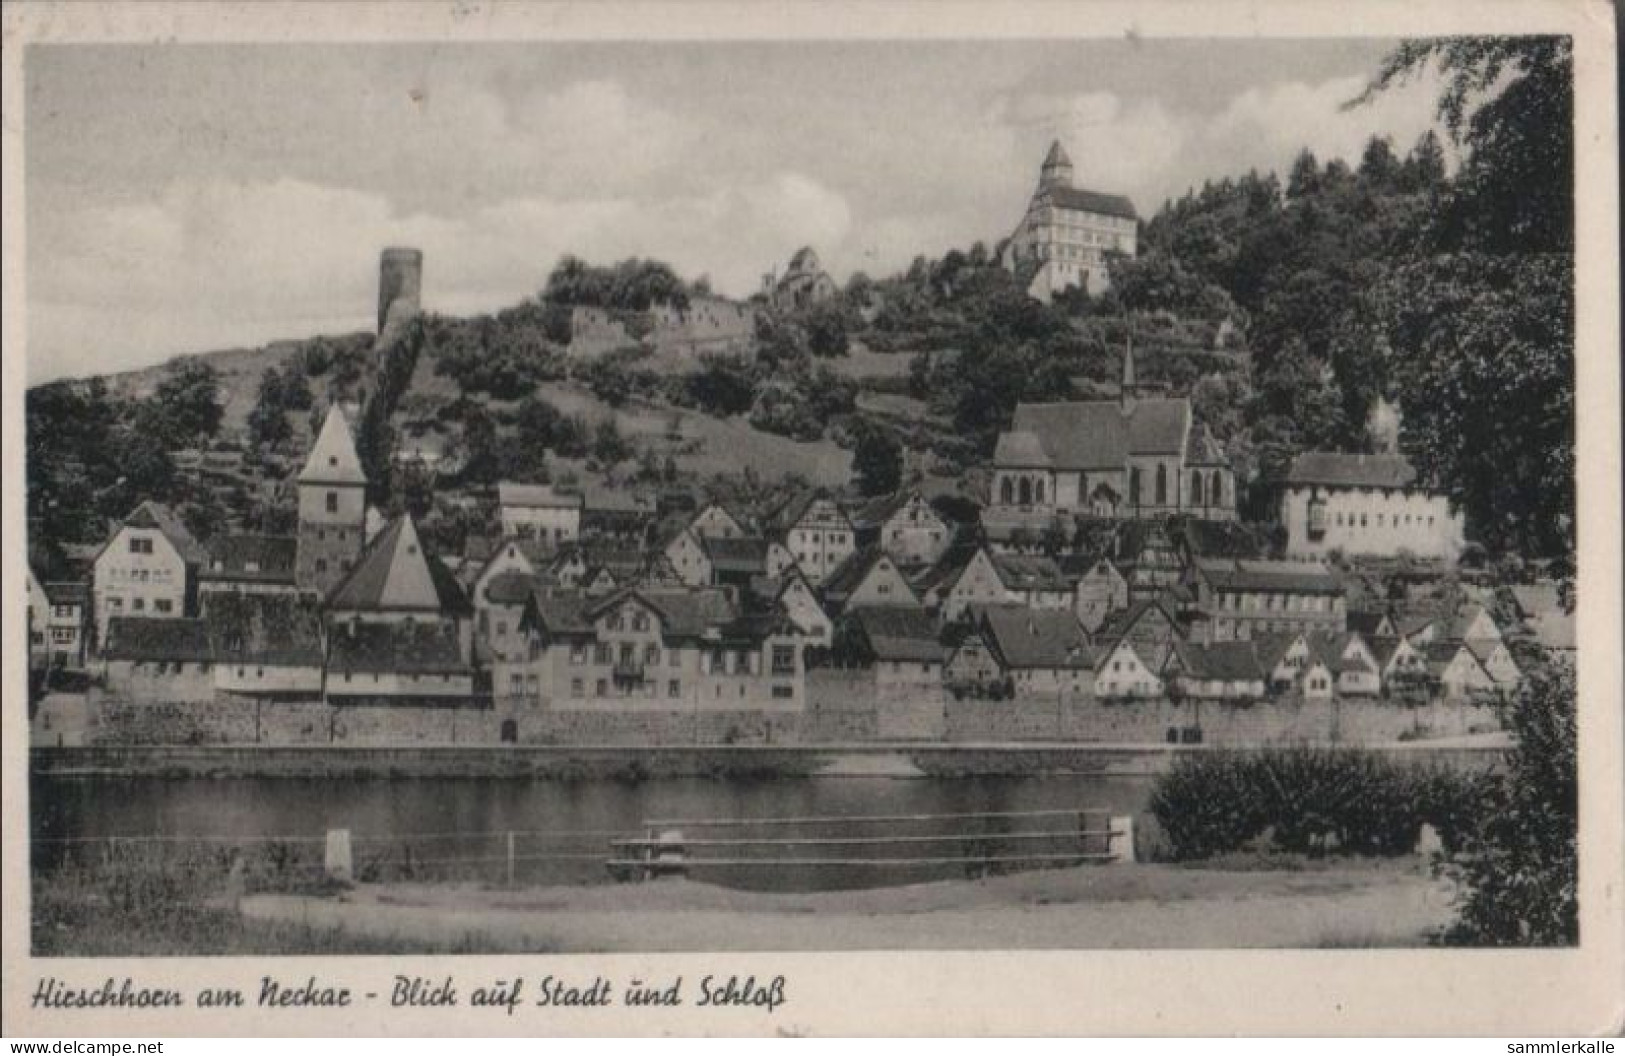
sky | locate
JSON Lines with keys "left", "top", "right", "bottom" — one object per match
{"left": 24, "top": 39, "right": 1447, "bottom": 383}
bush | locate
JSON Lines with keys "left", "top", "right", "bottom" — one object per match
{"left": 1149, "top": 748, "right": 1484, "bottom": 861}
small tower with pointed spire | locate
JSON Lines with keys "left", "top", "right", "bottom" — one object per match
{"left": 295, "top": 405, "right": 369, "bottom": 597}
{"left": 1039, "top": 139, "right": 1074, "bottom": 190}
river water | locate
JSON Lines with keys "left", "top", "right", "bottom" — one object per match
{"left": 31, "top": 773, "right": 1159, "bottom": 891}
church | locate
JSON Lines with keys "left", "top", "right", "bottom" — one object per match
{"left": 1003, "top": 140, "right": 1138, "bottom": 301}
{"left": 989, "top": 341, "right": 1236, "bottom": 523}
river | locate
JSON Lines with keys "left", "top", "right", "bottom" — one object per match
{"left": 30, "top": 772, "right": 1159, "bottom": 892}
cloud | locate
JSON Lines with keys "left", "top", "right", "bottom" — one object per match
{"left": 27, "top": 169, "right": 855, "bottom": 381}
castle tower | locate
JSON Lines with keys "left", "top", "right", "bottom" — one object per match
{"left": 296, "top": 405, "right": 369, "bottom": 598}
{"left": 377, "top": 247, "right": 423, "bottom": 336}
{"left": 1039, "top": 139, "right": 1074, "bottom": 190}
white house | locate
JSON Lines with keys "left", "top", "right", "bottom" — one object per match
{"left": 497, "top": 482, "right": 583, "bottom": 547}
{"left": 1282, "top": 452, "right": 1465, "bottom": 562}
{"left": 92, "top": 501, "right": 205, "bottom": 648}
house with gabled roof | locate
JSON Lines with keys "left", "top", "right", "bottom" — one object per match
{"left": 1162, "top": 640, "right": 1267, "bottom": 700}
{"left": 820, "top": 546, "right": 920, "bottom": 615}
{"left": 1097, "top": 596, "right": 1184, "bottom": 674}
{"left": 688, "top": 500, "right": 753, "bottom": 540}
{"left": 92, "top": 500, "right": 206, "bottom": 648}
{"left": 1093, "top": 636, "right": 1164, "bottom": 699}
{"left": 1369, "top": 634, "right": 1428, "bottom": 691}
{"left": 748, "top": 567, "right": 833, "bottom": 647}
{"left": 1426, "top": 640, "right": 1498, "bottom": 698}
{"left": 199, "top": 534, "right": 299, "bottom": 599}
{"left": 839, "top": 607, "right": 945, "bottom": 696}
{"left": 503, "top": 585, "right": 806, "bottom": 716}
{"left": 1071, "top": 555, "right": 1130, "bottom": 632}
{"left": 497, "top": 481, "right": 583, "bottom": 547}
{"left": 325, "top": 514, "right": 473, "bottom": 661}
{"left": 941, "top": 546, "right": 1070, "bottom": 620}
{"left": 1311, "top": 631, "right": 1382, "bottom": 697}
{"left": 851, "top": 489, "right": 951, "bottom": 568}
{"left": 961, "top": 606, "right": 1096, "bottom": 697}
{"left": 100, "top": 616, "right": 217, "bottom": 704}
{"left": 701, "top": 536, "right": 795, "bottom": 590}
{"left": 764, "top": 488, "right": 855, "bottom": 585}
{"left": 40, "top": 579, "right": 91, "bottom": 671}
{"left": 1186, "top": 556, "right": 1346, "bottom": 641}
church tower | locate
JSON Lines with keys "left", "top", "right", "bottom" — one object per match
{"left": 1039, "top": 139, "right": 1074, "bottom": 190}
{"left": 296, "top": 404, "right": 368, "bottom": 598}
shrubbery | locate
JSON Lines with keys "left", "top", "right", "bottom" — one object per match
{"left": 1149, "top": 747, "right": 1485, "bottom": 860}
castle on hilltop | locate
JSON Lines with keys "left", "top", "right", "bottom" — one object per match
{"left": 1003, "top": 140, "right": 1138, "bottom": 302}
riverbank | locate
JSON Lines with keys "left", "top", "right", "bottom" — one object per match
{"left": 30, "top": 736, "right": 1509, "bottom": 780}
{"left": 238, "top": 858, "right": 1455, "bottom": 951}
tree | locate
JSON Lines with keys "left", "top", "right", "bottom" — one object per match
{"left": 515, "top": 395, "right": 562, "bottom": 452}
{"left": 852, "top": 427, "right": 903, "bottom": 497}
{"left": 1439, "top": 662, "right": 1576, "bottom": 945}
{"left": 140, "top": 361, "right": 223, "bottom": 447}
{"left": 1353, "top": 36, "right": 1572, "bottom": 254}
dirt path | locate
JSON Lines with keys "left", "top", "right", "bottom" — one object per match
{"left": 241, "top": 861, "right": 1456, "bottom": 951}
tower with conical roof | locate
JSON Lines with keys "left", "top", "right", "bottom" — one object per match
{"left": 1039, "top": 139, "right": 1074, "bottom": 190}
{"left": 296, "top": 404, "right": 369, "bottom": 597}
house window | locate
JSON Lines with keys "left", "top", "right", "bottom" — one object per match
{"left": 668, "top": 680, "right": 681, "bottom": 698}
{"left": 570, "top": 678, "right": 584, "bottom": 697}
{"left": 772, "top": 685, "right": 794, "bottom": 699}
{"left": 155, "top": 599, "right": 173, "bottom": 613}
{"left": 326, "top": 491, "right": 339, "bottom": 513}
{"left": 132, "top": 598, "right": 146, "bottom": 612}
{"left": 128, "top": 537, "right": 153, "bottom": 555}
{"left": 772, "top": 645, "right": 796, "bottom": 675}
{"left": 633, "top": 612, "right": 649, "bottom": 632}
{"left": 570, "top": 644, "right": 586, "bottom": 664}
{"left": 594, "top": 644, "right": 612, "bottom": 664}
{"left": 595, "top": 679, "right": 608, "bottom": 697}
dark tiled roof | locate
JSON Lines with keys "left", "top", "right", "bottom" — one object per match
{"left": 116, "top": 501, "right": 207, "bottom": 564}
{"left": 850, "top": 607, "right": 943, "bottom": 663}
{"left": 1195, "top": 558, "right": 1343, "bottom": 596}
{"left": 991, "top": 553, "right": 1070, "bottom": 594}
{"left": 1172, "top": 640, "right": 1265, "bottom": 682}
{"left": 497, "top": 482, "right": 584, "bottom": 509}
{"left": 326, "top": 516, "right": 471, "bottom": 614}
{"left": 701, "top": 536, "right": 773, "bottom": 574}
{"left": 327, "top": 622, "right": 469, "bottom": 675}
{"left": 104, "top": 617, "right": 213, "bottom": 663}
{"left": 202, "top": 534, "right": 297, "bottom": 583}
{"left": 204, "top": 593, "right": 324, "bottom": 666}
{"left": 979, "top": 606, "right": 1095, "bottom": 670}
{"left": 1045, "top": 184, "right": 1138, "bottom": 221}
{"left": 1183, "top": 423, "right": 1228, "bottom": 466}
{"left": 1285, "top": 452, "right": 1419, "bottom": 490}
{"left": 483, "top": 570, "right": 538, "bottom": 606}
{"left": 1347, "top": 610, "right": 1391, "bottom": 636}
{"left": 43, "top": 580, "right": 89, "bottom": 606}
{"left": 583, "top": 587, "right": 738, "bottom": 640}
{"left": 820, "top": 546, "right": 892, "bottom": 600}
{"left": 998, "top": 400, "right": 1190, "bottom": 470}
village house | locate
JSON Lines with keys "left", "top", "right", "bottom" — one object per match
{"left": 765, "top": 489, "right": 856, "bottom": 586}
{"left": 466, "top": 539, "right": 554, "bottom": 664}
{"left": 839, "top": 607, "right": 945, "bottom": 698}
{"left": 1092, "top": 636, "right": 1164, "bottom": 699}
{"left": 1370, "top": 635, "right": 1429, "bottom": 692}
{"left": 324, "top": 514, "right": 475, "bottom": 664}
{"left": 688, "top": 500, "right": 752, "bottom": 540}
{"left": 1070, "top": 555, "right": 1130, "bottom": 633}
{"left": 37, "top": 579, "right": 90, "bottom": 671}
{"left": 988, "top": 341, "right": 1236, "bottom": 526}
{"left": 749, "top": 567, "right": 834, "bottom": 647}
{"left": 954, "top": 606, "right": 1095, "bottom": 697}
{"left": 199, "top": 534, "right": 299, "bottom": 598}
{"left": 819, "top": 546, "right": 921, "bottom": 614}
{"left": 327, "top": 621, "right": 477, "bottom": 706}
{"left": 1281, "top": 452, "right": 1466, "bottom": 563}
{"left": 1310, "top": 631, "right": 1383, "bottom": 697}
{"left": 206, "top": 592, "right": 325, "bottom": 702}
{"left": 1002, "top": 140, "right": 1138, "bottom": 301}
{"left": 92, "top": 500, "right": 206, "bottom": 648}
{"left": 851, "top": 490, "right": 952, "bottom": 569}
{"left": 295, "top": 405, "right": 369, "bottom": 598}
{"left": 766, "top": 246, "right": 839, "bottom": 309}
{"left": 1163, "top": 640, "right": 1267, "bottom": 701}
{"left": 100, "top": 617, "right": 216, "bottom": 705}
{"left": 579, "top": 483, "right": 657, "bottom": 542}
{"left": 1120, "top": 520, "right": 1188, "bottom": 602}
{"left": 497, "top": 482, "right": 583, "bottom": 546}
{"left": 701, "top": 536, "right": 795, "bottom": 591}
{"left": 1186, "top": 557, "right": 1346, "bottom": 641}
{"left": 941, "top": 547, "right": 1071, "bottom": 620}
{"left": 1097, "top": 597, "right": 1185, "bottom": 674}
{"left": 1425, "top": 639, "right": 1501, "bottom": 699}
{"left": 506, "top": 587, "right": 807, "bottom": 712}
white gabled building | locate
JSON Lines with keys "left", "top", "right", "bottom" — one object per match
{"left": 92, "top": 501, "right": 206, "bottom": 649}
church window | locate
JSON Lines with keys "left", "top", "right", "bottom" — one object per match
{"left": 1191, "top": 473, "right": 1204, "bottom": 506}
{"left": 1155, "top": 465, "right": 1167, "bottom": 506}
{"left": 1035, "top": 479, "right": 1046, "bottom": 503}
{"left": 1018, "top": 478, "right": 1033, "bottom": 506}
{"left": 1130, "top": 469, "right": 1142, "bottom": 507}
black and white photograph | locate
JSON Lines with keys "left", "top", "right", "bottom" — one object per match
{"left": 4, "top": 0, "right": 1621, "bottom": 1038}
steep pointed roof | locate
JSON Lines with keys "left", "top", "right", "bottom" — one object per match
{"left": 1042, "top": 139, "right": 1072, "bottom": 171}
{"left": 299, "top": 405, "right": 367, "bottom": 486}
{"left": 115, "top": 500, "right": 207, "bottom": 564}
{"left": 326, "top": 515, "right": 469, "bottom": 613}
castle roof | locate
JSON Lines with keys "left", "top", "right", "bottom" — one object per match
{"left": 298, "top": 405, "right": 366, "bottom": 486}
{"left": 997, "top": 399, "right": 1190, "bottom": 471}
{"left": 325, "top": 515, "right": 470, "bottom": 614}
{"left": 1285, "top": 452, "right": 1420, "bottom": 490}
{"left": 1043, "top": 185, "right": 1138, "bottom": 221}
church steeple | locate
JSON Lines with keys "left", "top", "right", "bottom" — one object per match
{"left": 1039, "top": 139, "right": 1074, "bottom": 190}
{"left": 1120, "top": 331, "right": 1137, "bottom": 411}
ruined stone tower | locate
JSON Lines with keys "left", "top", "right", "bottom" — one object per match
{"left": 377, "top": 247, "right": 423, "bottom": 336}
